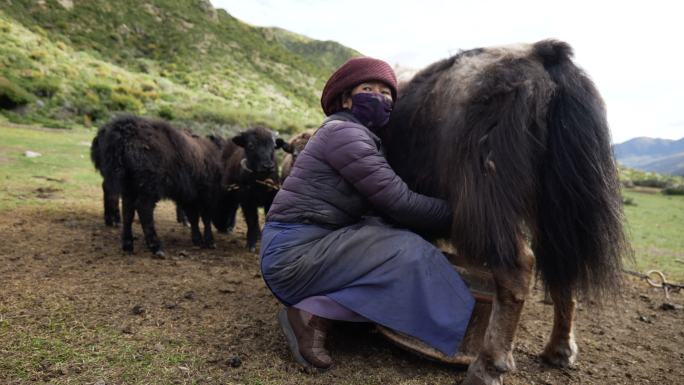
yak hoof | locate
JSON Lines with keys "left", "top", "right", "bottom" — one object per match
{"left": 247, "top": 245, "right": 257, "bottom": 253}
{"left": 152, "top": 250, "right": 166, "bottom": 259}
{"left": 460, "top": 354, "right": 511, "bottom": 385}
{"left": 541, "top": 339, "right": 578, "bottom": 368}
{"left": 122, "top": 242, "right": 134, "bottom": 253}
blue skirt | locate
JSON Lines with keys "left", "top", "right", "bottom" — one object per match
{"left": 260, "top": 218, "right": 475, "bottom": 356}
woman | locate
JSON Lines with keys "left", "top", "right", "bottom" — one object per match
{"left": 261, "top": 57, "right": 474, "bottom": 369}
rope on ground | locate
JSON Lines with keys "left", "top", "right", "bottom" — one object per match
{"left": 623, "top": 269, "right": 684, "bottom": 299}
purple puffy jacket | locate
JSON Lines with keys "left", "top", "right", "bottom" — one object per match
{"left": 267, "top": 111, "right": 451, "bottom": 233}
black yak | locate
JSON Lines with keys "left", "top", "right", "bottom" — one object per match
{"left": 212, "top": 127, "right": 285, "bottom": 252}
{"left": 91, "top": 116, "right": 227, "bottom": 257}
{"left": 380, "top": 40, "right": 629, "bottom": 385}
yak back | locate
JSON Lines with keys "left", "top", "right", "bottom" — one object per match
{"left": 98, "top": 115, "right": 223, "bottom": 203}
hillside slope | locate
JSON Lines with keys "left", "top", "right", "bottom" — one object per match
{"left": 0, "top": 0, "right": 360, "bottom": 133}
{"left": 614, "top": 137, "right": 684, "bottom": 176}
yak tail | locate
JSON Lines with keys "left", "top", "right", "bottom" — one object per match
{"left": 533, "top": 40, "right": 628, "bottom": 299}
{"left": 96, "top": 116, "right": 138, "bottom": 191}
{"left": 90, "top": 129, "right": 103, "bottom": 172}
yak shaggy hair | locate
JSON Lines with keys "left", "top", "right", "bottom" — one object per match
{"left": 382, "top": 40, "right": 630, "bottom": 300}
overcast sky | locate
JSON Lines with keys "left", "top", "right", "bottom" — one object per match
{"left": 211, "top": 0, "right": 683, "bottom": 144}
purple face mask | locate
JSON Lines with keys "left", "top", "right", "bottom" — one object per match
{"left": 350, "top": 92, "right": 393, "bottom": 130}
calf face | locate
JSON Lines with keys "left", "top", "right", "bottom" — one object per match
{"left": 232, "top": 127, "right": 285, "bottom": 178}
{"left": 217, "top": 127, "right": 286, "bottom": 251}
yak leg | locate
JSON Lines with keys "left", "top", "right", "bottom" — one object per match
{"left": 213, "top": 196, "right": 238, "bottom": 233}
{"left": 241, "top": 200, "right": 259, "bottom": 252}
{"left": 224, "top": 199, "right": 239, "bottom": 233}
{"left": 175, "top": 203, "right": 190, "bottom": 227}
{"left": 200, "top": 207, "right": 216, "bottom": 249}
{"left": 184, "top": 207, "right": 202, "bottom": 247}
{"left": 120, "top": 192, "right": 136, "bottom": 253}
{"left": 103, "top": 180, "right": 121, "bottom": 226}
{"left": 262, "top": 190, "right": 276, "bottom": 215}
{"left": 462, "top": 239, "right": 534, "bottom": 385}
{"left": 540, "top": 286, "right": 577, "bottom": 367}
{"left": 136, "top": 197, "right": 163, "bottom": 257}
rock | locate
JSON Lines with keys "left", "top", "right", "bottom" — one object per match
{"left": 164, "top": 302, "right": 178, "bottom": 309}
{"left": 131, "top": 304, "right": 145, "bottom": 315}
{"left": 219, "top": 286, "right": 236, "bottom": 294}
{"left": 638, "top": 315, "right": 651, "bottom": 323}
{"left": 660, "top": 302, "right": 683, "bottom": 311}
{"left": 229, "top": 356, "right": 242, "bottom": 368}
{"left": 183, "top": 291, "right": 196, "bottom": 300}
{"left": 25, "top": 150, "right": 42, "bottom": 158}
{"left": 94, "top": 380, "right": 106, "bottom": 385}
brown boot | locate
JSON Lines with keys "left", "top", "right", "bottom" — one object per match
{"left": 277, "top": 307, "right": 333, "bottom": 369}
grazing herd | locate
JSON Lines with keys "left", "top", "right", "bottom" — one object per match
{"left": 91, "top": 115, "right": 307, "bottom": 256}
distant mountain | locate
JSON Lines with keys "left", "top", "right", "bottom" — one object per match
{"left": 614, "top": 137, "right": 684, "bottom": 176}
{"left": 0, "top": 0, "right": 361, "bottom": 133}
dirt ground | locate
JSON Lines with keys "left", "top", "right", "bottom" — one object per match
{"left": 1, "top": 201, "right": 683, "bottom": 385}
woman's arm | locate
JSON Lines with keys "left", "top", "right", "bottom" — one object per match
{"left": 324, "top": 123, "right": 452, "bottom": 232}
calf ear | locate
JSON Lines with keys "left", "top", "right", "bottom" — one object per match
{"left": 207, "top": 134, "right": 224, "bottom": 148}
{"left": 232, "top": 133, "right": 246, "bottom": 147}
{"left": 280, "top": 141, "right": 294, "bottom": 153}
{"left": 275, "top": 138, "right": 287, "bottom": 150}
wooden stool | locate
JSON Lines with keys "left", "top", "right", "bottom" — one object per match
{"left": 376, "top": 252, "right": 494, "bottom": 365}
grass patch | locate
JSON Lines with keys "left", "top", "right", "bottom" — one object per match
{"left": 0, "top": 123, "right": 100, "bottom": 211}
{"left": 622, "top": 189, "right": 684, "bottom": 281}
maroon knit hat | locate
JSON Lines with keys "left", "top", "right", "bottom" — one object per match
{"left": 320, "top": 57, "right": 398, "bottom": 116}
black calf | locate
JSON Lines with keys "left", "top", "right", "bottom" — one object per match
{"left": 214, "top": 127, "right": 285, "bottom": 252}
{"left": 91, "top": 116, "right": 227, "bottom": 256}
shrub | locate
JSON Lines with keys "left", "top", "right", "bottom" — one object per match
{"left": 662, "top": 185, "right": 684, "bottom": 196}
{"left": 29, "top": 49, "right": 48, "bottom": 61}
{"left": 72, "top": 90, "right": 107, "bottom": 122}
{"left": 28, "top": 76, "right": 61, "bottom": 98}
{"left": 109, "top": 92, "right": 143, "bottom": 112}
{"left": 633, "top": 179, "right": 669, "bottom": 189}
{"left": 89, "top": 81, "right": 113, "bottom": 98}
{"left": 0, "top": 76, "right": 35, "bottom": 109}
{"left": 157, "top": 105, "right": 175, "bottom": 120}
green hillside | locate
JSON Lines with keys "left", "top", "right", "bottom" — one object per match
{"left": 0, "top": 0, "right": 360, "bottom": 134}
